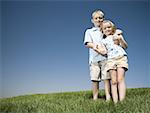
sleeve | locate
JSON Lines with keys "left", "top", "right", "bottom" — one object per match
{"left": 83, "top": 29, "right": 92, "bottom": 45}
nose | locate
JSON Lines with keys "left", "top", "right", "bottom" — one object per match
{"left": 99, "top": 19, "right": 103, "bottom": 22}
{"left": 98, "top": 19, "right": 101, "bottom": 22}
{"left": 98, "top": 20, "right": 101, "bottom": 23}
{"left": 98, "top": 18, "right": 103, "bottom": 22}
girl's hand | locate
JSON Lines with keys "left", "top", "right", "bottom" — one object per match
{"left": 113, "top": 29, "right": 123, "bottom": 40}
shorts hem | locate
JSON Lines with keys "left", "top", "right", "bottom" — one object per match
{"left": 91, "top": 79, "right": 101, "bottom": 82}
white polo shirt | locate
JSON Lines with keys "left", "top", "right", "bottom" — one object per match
{"left": 84, "top": 27, "right": 106, "bottom": 64}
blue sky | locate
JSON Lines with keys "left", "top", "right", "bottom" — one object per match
{"left": 0, "top": 1, "right": 2, "bottom": 97}
{"left": 1, "top": 1, "right": 150, "bottom": 97}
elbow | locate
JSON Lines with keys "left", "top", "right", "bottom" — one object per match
{"left": 84, "top": 43, "right": 90, "bottom": 48}
{"left": 122, "top": 43, "right": 128, "bottom": 49}
{"left": 124, "top": 44, "right": 128, "bottom": 49}
{"left": 85, "top": 44, "right": 89, "bottom": 48}
{"left": 85, "top": 44, "right": 91, "bottom": 49}
{"left": 85, "top": 42, "right": 93, "bottom": 49}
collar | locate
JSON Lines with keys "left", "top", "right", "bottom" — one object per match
{"left": 92, "top": 27, "right": 102, "bottom": 32}
{"left": 92, "top": 27, "right": 99, "bottom": 31}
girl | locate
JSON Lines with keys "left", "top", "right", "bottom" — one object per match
{"left": 99, "top": 20, "right": 128, "bottom": 103}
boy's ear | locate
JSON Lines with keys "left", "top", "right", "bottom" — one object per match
{"left": 91, "top": 19, "right": 94, "bottom": 24}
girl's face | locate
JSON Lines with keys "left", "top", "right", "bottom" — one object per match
{"left": 102, "top": 22, "right": 113, "bottom": 36}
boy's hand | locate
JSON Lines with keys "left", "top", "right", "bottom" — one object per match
{"left": 93, "top": 43, "right": 107, "bottom": 55}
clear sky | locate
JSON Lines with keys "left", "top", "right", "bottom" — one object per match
{"left": 0, "top": 1, "right": 2, "bottom": 97}
{"left": 1, "top": 0, "right": 150, "bottom": 97}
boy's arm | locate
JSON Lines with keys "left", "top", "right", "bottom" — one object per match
{"left": 95, "top": 43, "right": 107, "bottom": 55}
{"left": 86, "top": 42, "right": 107, "bottom": 55}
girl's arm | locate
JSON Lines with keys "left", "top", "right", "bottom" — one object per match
{"left": 118, "top": 34, "right": 128, "bottom": 49}
{"left": 114, "top": 29, "right": 128, "bottom": 49}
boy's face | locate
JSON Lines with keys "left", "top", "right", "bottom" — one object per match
{"left": 102, "top": 22, "right": 113, "bottom": 36}
{"left": 92, "top": 12, "right": 104, "bottom": 27}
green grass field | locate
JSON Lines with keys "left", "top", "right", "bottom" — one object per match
{"left": 0, "top": 88, "right": 150, "bottom": 113}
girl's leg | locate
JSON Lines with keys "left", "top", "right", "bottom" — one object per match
{"left": 117, "top": 67, "right": 126, "bottom": 101}
{"left": 110, "top": 69, "right": 118, "bottom": 103}
{"left": 104, "top": 79, "right": 111, "bottom": 101}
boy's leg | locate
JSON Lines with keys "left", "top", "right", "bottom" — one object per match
{"left": 104, "top": 79, "right": 111, "bottom": 101}
{"left": 90, "top": 62, "right": 101, "bottom": 100}
{"left": 92, "top": 81, "right": 99, "bottom": 100}
{"left": 117, "top": 67, "right": 126, "bottom": 101}
{"left": 110, "top": 69, "right": 118, "bottom": 103}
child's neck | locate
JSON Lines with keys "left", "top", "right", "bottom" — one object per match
{"left": 106, "top": 33, "right": 113, "bottom": 37}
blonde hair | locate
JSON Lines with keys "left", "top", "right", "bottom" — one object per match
{"left": 92, "top": 9, "right": 104, "bottom": 19}
{"left": 102, "top": 20, "right": 116, "bottom": 34}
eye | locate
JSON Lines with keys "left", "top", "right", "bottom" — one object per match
{"left": 99, "top": 17, "right": 103, "bottom": 19}
{"left": 95, "top": 17, "right": 103, "bottom": 20}
{"left": 103, "top": 27, "right": 107, "bottom": 30}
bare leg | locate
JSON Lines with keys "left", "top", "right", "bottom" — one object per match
{"left": 104, "top": 79, "right": 111, "bottom": 101}
{"left": 92, "top": 81, "right": 99, "bottom": 100}
{"left": 117, "top": 67, "right": 126, "bottom": 101}
{"left": 110, "top": 69, "right": 118, "bottom": 103}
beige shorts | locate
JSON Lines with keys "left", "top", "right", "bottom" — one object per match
{"left": 89, "top": 60, "right": 111, "bottom": 81}
{"left": 105, "top": 55, "right": 128, "bottom": 72}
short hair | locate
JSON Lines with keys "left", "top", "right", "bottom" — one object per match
{"left": 92, "top": 9, "right": 104, "bottom": 18}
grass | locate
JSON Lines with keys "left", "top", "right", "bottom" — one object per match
{"left": 0, "top": 88, "right": 150, "bottom": 113}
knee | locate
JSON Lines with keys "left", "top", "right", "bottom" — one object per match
{"left": 111, "top": 80, "right": 117, "bottom": 85}
{"left": 118, "top": 77, "right": 125, "bottom": 83}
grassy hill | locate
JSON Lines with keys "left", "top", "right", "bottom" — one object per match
{"left": 0, "top": 88, "right": 150, "bottom": 113}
